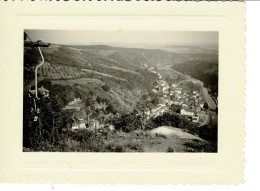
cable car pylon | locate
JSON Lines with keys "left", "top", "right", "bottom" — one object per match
{"left": 24, "top": 32, "right": 50, "bottom": 121}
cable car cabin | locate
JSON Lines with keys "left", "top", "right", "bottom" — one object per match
{"left": 24, "top": 40, "right": 51, "bottom": 48}
{"left": 29, "top": 85, "right": 49, "bottom": 99}
{"left": 33, "top": 116, "right": 38, "bottom": 122}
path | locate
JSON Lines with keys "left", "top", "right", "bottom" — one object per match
{"left": 202, "top": 87, "right": 217, "bottom": 110}
{"left": 150, "top": 126, "right": 206, "bottom": 142}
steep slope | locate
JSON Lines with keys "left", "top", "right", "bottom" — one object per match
{"left": 23, "top": 45, "right": 159, "bottom": 116}
{"left": 172, "top": 60, "right": 218, "bottom": 95}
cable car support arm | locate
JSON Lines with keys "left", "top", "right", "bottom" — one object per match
{"left": 35, "top": 47, "right": 44, "bottom": 99}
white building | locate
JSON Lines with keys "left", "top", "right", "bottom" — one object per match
{"left": 192, "top": 115, "right": 199, "bottom": 123}
{"left": 176, "top": 90, "right": 182, "bottom": 94}
{"left": 71, "top": 123, "right": 86, "bottom": 131}
{"left": 152, "top": 89, "right": 159, "bottom": 94}
{"left": 180, "top": 109, "right": 194, "bottom": 117}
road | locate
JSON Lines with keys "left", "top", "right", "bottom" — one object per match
{"left": 202, "top": 87, "right": 217, "bottom": 110}
{"left": 199, "top": 111, "right": 210, "bottom": 127}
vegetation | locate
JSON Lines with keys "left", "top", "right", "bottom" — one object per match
{"left": 102, "top": 84, "right": 110, "bottom": 92}
{"left": 172, "top": 60, "right": 218, "bottom": 95}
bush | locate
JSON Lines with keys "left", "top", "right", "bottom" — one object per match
{"left": 125, "top": 142, "right": 144, "bottom": 152}
{"left": 105, "top": 143, "right": 125, "bottom": 152}
{"left": 155, "top": 133, "right": 167, "bottom": 139}
{"left": 69, "top": 129, "right": 105, "bottom": 152}
{"left": 109, "top": 112, "right": 141, "bottom": 132}
{"left": 167, "top": 147, "right": 174, "bottom": 152}
{"left": 102, "top": 84, "right": 110, "bottom": 92}
{"left": 184, "top": 142, "right": 217, "bottom": 152}
{"left": 197, "top": 125, "right": 217, "bottom": 143}
{"left": 144, "top": 120, "right": 157, "bottom": 130}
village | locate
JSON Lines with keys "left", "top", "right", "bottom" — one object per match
{"left": 146, "top": 67, "right": 209, "bottom": 125}
{"left": 66, "top": 66, "right": 211, "bottom": 131}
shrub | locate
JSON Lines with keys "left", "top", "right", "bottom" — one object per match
{"left": 167, "top": 147, "right": 174, "bottom": 152}
{"left": 125, "top": 142, "right": 144, "bottom": 152}
{"left": 155, "top": 133, "right": 167, "bottom": 139}
{"left": 105, "top": 143, "right": 125, "bottom": 152}
{"left": 144, "top": 120, "right": 157, "bottom": 130}
{"left": 109, "top": 112, "right": 141, "bottom": 132}
{"left": 184, "top": 142, "right": 217, "bottom": 152}
{"left": 102, "top": 84, "right": 110, "bottom": 92}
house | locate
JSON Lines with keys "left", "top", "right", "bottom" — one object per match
{"left": 162, "top": 86, "right": 169, "bottom": 92}
{"left": 173, "top": 101, "right": 181, "bottom": 105}
{"left": 94, "top": 102, "right": 107, "bottom": 110}
{"left": 176, "top": 90, "right": 182, "bottom": 94}
{"left": 192, "top": 115, "right": 199, "bottom": 123}
{"left": 152, "top": 89, "right": 159, "bottom": 94}
{"left": 163, "top": 90, "right": 169, "bottom": 95}
{"left": 170, "top": 90, "right": 175, "bottom": 95}
{"left": 182, "top": 104, "right": 188, "bottom": 108}
{"left": 151, "top": 106, "right": 160, "bottom": 113}
{"left": 71, "top": 122, "right": 86, "bottom": 131}
{"left": 157, "top": 80, "right": 166, "bottom": 86}
{"left": 168, "top": 101, "right": 174, "bottom": 106}
{"left": 88, "top": 119, "right": 100, "bottom": 131}
{"left": 144, "top": 108, "right": 151, "bottom": 116}
{"left": 180, "top": 108, "right": 194, "bottom": 117}
{"left": 105, "top": 124, "right": 115, "bottom": 131}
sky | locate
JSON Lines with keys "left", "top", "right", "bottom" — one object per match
{"left": 25, "top": 30, "right": 218, "bottom": 45}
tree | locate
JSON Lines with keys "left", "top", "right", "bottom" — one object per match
{"left": 102, "top": 84, "right": 110, "bottom": 92}
{"left": 141, "top": 94, "right": 148, "bottom": 100}
{"left": 135, "top": 101, "right": 148, "bottom": 130}
{"left": 170, "top": 95, "right": 175, "bottom": 100}
{"left": 89, "top": 91, "right": 94, "bottom": 96}
{"left": 203, "top": 102, "right": 209, "bottom": 110}
{"left": 170, "top": 104, "right": 181, "bottom": 114}
{"left": 110, "top": 112, "right": 141, "bottom": 132}
{"left": 96, "top": 96, "right": 102, "bottom": 104}
{"left": 106, "top": 104, "right": 116, "bottom": 115}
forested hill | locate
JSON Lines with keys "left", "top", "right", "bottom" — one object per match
{"left": 172, "top": 60, "right": 218, "bottom": 96}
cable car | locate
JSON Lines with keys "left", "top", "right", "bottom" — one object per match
{"left": 33, "top": 116, "right": 38, "bottom": 122}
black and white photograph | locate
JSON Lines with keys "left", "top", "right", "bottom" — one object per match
{"left": 23, "top": 30, "right": 218, "bottom": 152}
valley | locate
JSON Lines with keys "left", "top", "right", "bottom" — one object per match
{"left": 23, "top": 43, "right": 218, "bottom": 152}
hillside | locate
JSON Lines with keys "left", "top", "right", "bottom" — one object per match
{"left": 172, "top": 60, "right": 218, "bottom": 95}
{"left": 24, "top": 45, "right": 161, "bottom": 114}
